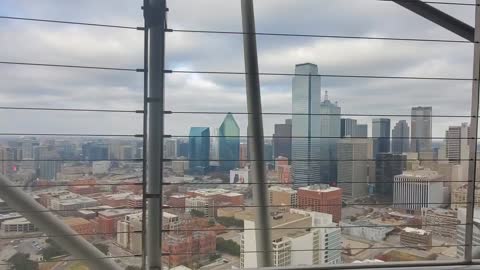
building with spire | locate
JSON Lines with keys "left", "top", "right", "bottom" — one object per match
{"left": 318, "top": 91, "right": 341, "bottom": 185}
{"left": 219, "top": 113, "right": 240, "bottom": 172}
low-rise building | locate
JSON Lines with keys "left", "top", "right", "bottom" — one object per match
{"left": 421, "top": 208, "right": 459, "bottom": 241}
{"left": 269, "top": 186, "right": 297, "bottom": 208}
{"left": 1, "top": 217, "right": 38, "bottom": 233}
{"left": 341, "top": 220, "right": 394, "bottom": 242}
{"left": 297, "top": 184, "right": 342, "bottom": 223}
{"left": 400, "top": 227, "right": 432, "bottom": 250}
{"left": 63, "top": 217, "right": 95, "bottom": 239}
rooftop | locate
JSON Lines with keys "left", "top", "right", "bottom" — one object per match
{"left": 403, "top": 227, "right": 431, "bottom": 235}
{"left": 399, "top": 169, "right": 442, "bottom": 179}
{"left": 298, "top": 184, "right": 340, "bottom": 192}
{"left": 269, "top": 186, "right": 296, "bottom": 193}
{"left": 63, "top": 217, "right": 91, "bottom": 226}
{"left": 2, "top": 217, "right": 32, "bottom": 225}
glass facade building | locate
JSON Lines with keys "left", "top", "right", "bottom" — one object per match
{"left": 219, "top": 113, "right": 240, "bottom": 172}
{"left": 372, "top": 118, "right": 391, "bottom": 157}
{"left": 292, "top": 63, "right": 322, "bottom": 188}
{"left": 188, "top": 127, "right": 210, "bottom": 173}
{"left": 392, "top": 120, "right": 410, "bottom": 154}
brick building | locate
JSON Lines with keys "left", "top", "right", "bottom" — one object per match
{"left": 297, "top": 184, "right": 342, "bottom": 223}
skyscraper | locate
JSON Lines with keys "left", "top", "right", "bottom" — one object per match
{"left": 375, "top": 153, "right": 406, "bottom": 203}
{"left": 188, "top": 127, "right": 210, "bottom": 173}
{"left": 341, "top": 118, "right": 367, "bottom": 138}
{"left": 372, "top": 118, "right": 391, "bottom": 157}
{"left": 219, "top": 113, "right": 240, "bottom": 172}
{"left": 392, "top": 120, "right": 410, "bottom": 154}
{"left": 341, "top": 118, "right": 357, "bottom": 138}
{"left": 292, "top": 63, "right": 322, "bottom": 188}
{"left": 337, "top": 138, "right": 369, "bottom": 200}
{"left": 319, "top": 93, "right": 341, "bottom": 184}
{"left": 164, "top": 139, "right": 177, "bottom": 159}
{"left": 273, "top": 119, "right": 292, "bottom": 161}
{"left": 355, "top": 124, "right": 368, "bottom": 138}
{"left": 411, "top": 106, "right": 433, "bottom": 153}
{"left": 445, "top": 123, "right": 469, "bottom": 164}
{"left": 38, "top": 145, "right": 60, "bottom": 180}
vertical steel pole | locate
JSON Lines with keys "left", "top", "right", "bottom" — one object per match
{"left": 240, "top": 0, "right": 273, "bottom": 267}
{"left": 141, "top": 0, "right": 149, "bottom": 268}
{"left": 465, "top": 0, "right": 480, "bottom": 262}
{"left": 146, "top": 0, "right": 166, "bottom": 268}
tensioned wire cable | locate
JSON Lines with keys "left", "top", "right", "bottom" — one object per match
{"left": 0, "top": 255, "right": 141, "bottom": 266}
{"left": 166, "top": 111, "right": 474, "bottom": 117}
{"left": 163, "top": 201, "right": 471, "bottom": 209}
{"left": 0, "top": 106, "right": 143, "bottom": 113}
{"left": 0, "top": 222, "right": 467, "bottom": 240}
{"left": 0, "top": 60, "right": 474, "bottom": 81}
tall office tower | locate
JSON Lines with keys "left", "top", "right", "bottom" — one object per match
{"left": 411, "top": 106, "right": 433, "bottom": 153}
{"left": 239, "top": 143, "right": 248, "bottom": 168}
{"left": 292, "top": 63, "right": 322, "bottom": 188}
{"left": 188, "top": 127, "right": 210, "bottom": 173}
{"left": 319, "top": 92, "right": 341, "bottom": 185}
{"left": 38, "top": 145, "right": 61, "bottom": 180}
{"left": 21, "top": 137, "right": 37, "bottom": 160}
{"left": 372, "top": 118, "right": 391, "bottom": 157}
{"left": 82, "top": 142, "right": 109, "bottom": 161}
{"left": 164, "top": 139, "right": 178, "bottom": 159}
{"left": 176, "top": 139, "right": 189, "bottom": 158}
{"left": 273, "top": 119, "right": 292, "bottom": 161}
{"left": 0, "top": 147, "right": 14, "bottom": 175}
{"left": 341, "top": 118, "right": 357, "bottom": 138}
{"left": 209, "top": 128, "right": 220, "bottom": 167}
{"left": 120, "top": 145, "right": 134, "bottom": 160}
{"left": 219, "top": 113, "right": 240, "bottom": 172}
{"left": 355, "top": 124, "right": 368, "bottom": 138}
{"left": 445, "top": 123, "right": 469, "bottom": 164}
{"left": 392, "top": 120, "right": 410, "bottom": 154}
{"left": 337, "top": 138, "right": 369, "bottom": 200}
{"left": 240, "top": 209, "right": 342, "bottom": 268}
{"left": 375, "top": 153, "right": 406, "bottom": 203}
{"left": 393, "top": 169, "right": 446, "bottom": 212}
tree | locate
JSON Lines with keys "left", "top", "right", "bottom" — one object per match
{"left": 94, "top": 243, "right": 109, "bottom": 255}
{"left": 190, "top": 209, "right": 205, "bottom": 217}
{"left": 216, "top": 216, "right": 243, "bottom": 227}
{"left": 41, "top": 239, "right": 69, "bottom": 260}
{"left": 8, "top": 253, "right": 39, "bottom": 270}
{"left": 126, "top": 266, "right": 142, "bottom": 270}
{"left": 216, "top": 237, "right": 240, "bottom": 256}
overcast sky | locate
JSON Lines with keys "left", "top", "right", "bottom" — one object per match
{"left": 0, "top": 0, "right": 476, "bottom": 138}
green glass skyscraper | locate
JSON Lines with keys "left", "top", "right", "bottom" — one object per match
{"left": 188, "top": 127, "right": 210, "bottom": 173}
{"left": 219, "top": 113, "right": 240, "bottom": 172}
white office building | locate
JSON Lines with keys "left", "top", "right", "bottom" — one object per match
{"left": 240, "top": 209, "right": 341, "bottom": 268}
{"left": 393, "top": 169, "right": 446, "bottom": 212}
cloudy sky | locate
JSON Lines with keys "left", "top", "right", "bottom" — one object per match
{"left": 0, "top": 0, "right": 476, "bottom": 138}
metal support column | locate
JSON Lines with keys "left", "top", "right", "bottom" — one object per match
{"left": 465, "top": 0, "right": 480, "bottom": 262}
{"left": 240, "top": 0, "right": 273, "bottom": 267}
{"left": 0, "top": 174, "right": 121, "bottom": 270}
{"left": 145, "top": 0, "right": 166, "bottom": 268}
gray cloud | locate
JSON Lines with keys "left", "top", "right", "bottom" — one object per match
{"left": 0, "top": 0, "right": 476, "bottom": 138}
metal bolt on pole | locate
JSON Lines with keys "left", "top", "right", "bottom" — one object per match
{"left": 145, "top": 0, "right": 166, "bottom": 268}
{"left": 240, "top": 0, "right": 273, "bottom": 267}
